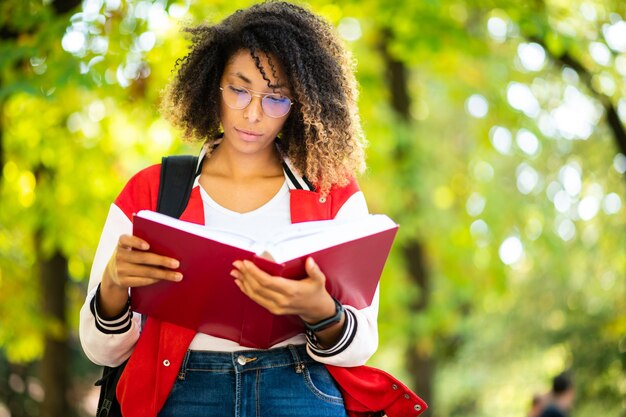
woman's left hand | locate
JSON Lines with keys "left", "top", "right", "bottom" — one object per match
{"left": 230, "top": 257, "right": 336, "bottom": 324}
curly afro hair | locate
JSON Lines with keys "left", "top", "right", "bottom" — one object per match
{"left": 161, "top": 1, "right": 366, "bottom": 193}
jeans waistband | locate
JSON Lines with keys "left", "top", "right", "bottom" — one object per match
{"left": 182, "top": 344, "right": 313, "bottom": 373}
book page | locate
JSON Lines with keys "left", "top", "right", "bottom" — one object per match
{"left": 136, "top": 210, "right": 257, "bottom": 250}
{"left": 136, "top": 210, "right": 397, "bottom": 264}
{"left": 265, "top": 214, "right": 398, "bottom": 263}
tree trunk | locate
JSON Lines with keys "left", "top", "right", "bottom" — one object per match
{"left": 0, "top": 100, "right": 4, "bottom": 183}
{"left": 404, "top": 241, "right": 434, "bottom": 407}
{"left": 378, "top": 27, "right": 435, "bottom": 411}
{"left": 1, "top": 1, "right": 81, "bottom": 416}
{"left": 36, "top": 244, "right": 72, "bottom": 417}
{"left": 36, "top": 2, "right": 81, "bottom": 413}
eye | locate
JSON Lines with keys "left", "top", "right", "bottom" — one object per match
{"left": 228, "top": 85, "right": 248, "bottom": 94}
{"left": 266, "top": 95, "right": 289, "bottom": 103}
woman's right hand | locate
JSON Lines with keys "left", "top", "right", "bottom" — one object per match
{"left": 98, "top": 234, "right": 182, "bottom": 318}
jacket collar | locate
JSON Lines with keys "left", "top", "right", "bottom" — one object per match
{"left": 196, "top": 143, "right": 317, "bottom": 192}
{"left": 281, "top": 158, "right": 316, "bottom": 191}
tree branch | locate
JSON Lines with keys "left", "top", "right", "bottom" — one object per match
{"left": 529, "top": 36, "right": 626, "bottom": 160}
{"left": 51, "top": 0, "right": 81, "bottom": 15}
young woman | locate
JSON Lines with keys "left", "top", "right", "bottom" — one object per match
{"left": 79, "top": 2, "right": 425, "bottom": 416}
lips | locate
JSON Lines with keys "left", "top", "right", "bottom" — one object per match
{"left": 235, "top": 127, "right": 263, "bottom": 142}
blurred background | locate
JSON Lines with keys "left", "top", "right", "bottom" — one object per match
{"left": 0, "top": 0, "right": 625, "bottom": 416}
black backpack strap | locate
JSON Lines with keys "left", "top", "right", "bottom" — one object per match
{"left": 156, "top": 155, "right": 200, "bottom": 218}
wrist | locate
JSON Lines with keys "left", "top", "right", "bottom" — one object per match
{"left": 98, "top": 272, "right": 130, "bottom": 319}
{"left": 302, "top": 297, "right": 344, "bottom": 333}
{"left": 96, "top": 285, "right": 130, "bottom": 320}
{"left": 300, "top": 295, "right": 337, "bottom": 325}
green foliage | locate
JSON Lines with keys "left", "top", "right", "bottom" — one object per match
{"left": 352, "top": 0, "right": 625, "bottom": 415}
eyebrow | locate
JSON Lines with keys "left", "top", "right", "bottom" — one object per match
{"left": 229, "top": 72, "right": 287, "bottom": 90}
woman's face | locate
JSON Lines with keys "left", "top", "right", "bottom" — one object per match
{"left": 219, "top": 50, "right": 292, "bottom": 156}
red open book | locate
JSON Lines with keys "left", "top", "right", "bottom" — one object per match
{"left": 130, "top": 210, "right": 398, "bottom": 349}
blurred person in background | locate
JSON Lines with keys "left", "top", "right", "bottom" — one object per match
{"left": 538, "top": 371, "right": 575, "bottom": 417}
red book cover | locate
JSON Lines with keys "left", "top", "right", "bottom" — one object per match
{"left": 130, "top": 211, "right": 398, "bottom": 349}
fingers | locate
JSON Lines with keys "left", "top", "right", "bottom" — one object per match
{"left": 304, "top": 257, "right": 326, "bottom": 283}
{"left": 117, "top": 262, "right": 183, "bottom": 284}
{"left": 231, "top": 260, "right": 289, "bottom": 309}
{"left": 113, "top": 260, "right": 183, "bottom": 288}
{"left": 116, "top": 248, "right": 180, "bottom": 271}
{"left": 231, "top": 260, "right": 275, "bottom": 294}
{"left": 231, "top": 260, "right": 290, "bottom": 293}
{"left": 111, "top": 234, "right": 182, "bottom": 288}
{"left": 231, "top": 260, "right": 268, "bottom": 281}
{"left": 230, "top": 258, "right": 330, "bottom": 317}
{"left": 118, "top": 234, "right": 149, "bottom": 251}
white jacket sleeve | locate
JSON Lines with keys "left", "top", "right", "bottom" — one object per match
{"left": 305, "top": 191, "right": 380, "bottom": 366}
{"left": 79, "top": 204, "right": 142, "bottom": 367}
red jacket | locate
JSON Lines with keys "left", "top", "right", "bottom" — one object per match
{"left": 115, "top": 169, "right": 427, "bottom": 417}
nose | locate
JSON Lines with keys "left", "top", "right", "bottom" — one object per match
{"left": 243, "top": 95, "right": 263, "bottom": 122}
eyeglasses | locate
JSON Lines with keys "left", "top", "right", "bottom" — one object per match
{"left": 220, "top": 84, "right": 293, "bottom": 118}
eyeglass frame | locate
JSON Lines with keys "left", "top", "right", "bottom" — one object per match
{"left": 219, "top": 84, "right": 294, "bottom": 118}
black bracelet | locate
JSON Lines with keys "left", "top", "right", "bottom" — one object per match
{"left": 303, "top": 297, "right": 344, "bottom": 332}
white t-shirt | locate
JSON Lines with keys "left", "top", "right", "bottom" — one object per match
{"left": 190, "top": 180, "right": 306, "bottom": 351}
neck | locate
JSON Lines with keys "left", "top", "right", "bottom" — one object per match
{"left": 554, "top": 394, "right": 572, "bottom": 412}
{"left": 206, "top": 141, "right": 283, "bottom": 180}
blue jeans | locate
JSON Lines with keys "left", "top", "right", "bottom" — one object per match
{"left": 158, "top": 344, "right": 348, "bottom": 417}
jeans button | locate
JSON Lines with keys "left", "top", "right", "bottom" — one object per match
{"left": 237, "top": 355, "right": 247, "bottom": 366}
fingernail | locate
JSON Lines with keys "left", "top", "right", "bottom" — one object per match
{"left": 141, "top": 243, "right": 149, "bottom": 250}
{"left": 171, "top": 260, "right": 180, "bottom": 268}
{"left": 175, "top": 273, "right": 183, "bottom": 281}
{"left": 230, "top": 269, "right": 239, "bottom": 279}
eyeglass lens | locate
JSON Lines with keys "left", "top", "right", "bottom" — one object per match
{"left": 221, "top": 85, "right": 292, "bottom": 118}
